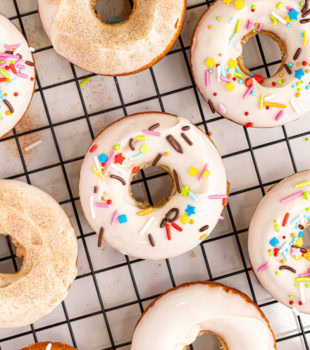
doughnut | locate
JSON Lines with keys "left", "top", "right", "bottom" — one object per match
{"left": 21, "top": 343, "right": 76, "bottom": 350}
{"left": 79, "top": 112, "right": 228, "bottom": 260}
{"left": 38, "top": 0, "right": 186, "bottom": 75}
{"left": 131, "top": 281, "right": 276, "bottom": 349}
{"left": 0, "top": 13, "right": 35, "bottom": 138}
{"left": 249, "top": 170, "right": 310, "bottom": 313}
{"left": 0, "top": 180, "right": 78, "bottom": 328}
{"left": 191, "top": 0, "right": 310, "bottom": 127}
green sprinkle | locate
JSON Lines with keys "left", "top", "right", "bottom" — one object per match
{"left": 275, "top": 271, "right": 279, "bottom": 275}
{"left": 294, "top": 283, "right": 298, "bottom": 287}
{"left": 216, "top": 16, "right": 221, "bottom": 21}
{"left": 289, "top": 295, "right": 294, "bottom": 299}
{"left": 276, "top": 2, "right": 283, "bottom": 9}
{"left": 79, "top": 77, "right": 91, "bottom": 87}
{"left": 37, "top": 42, "right": 41, "bottom": 47}
{"left": 113, "top": 144, "right": 120, "bottom": 151}
{"left": 306, "top": 137, "right": 310, "bottom": 142}
{"left": 304, "top": 191, "right": 310, "bottom": 200}
{"left": 306, "top": 284, "right": 310, "bottom": 288}
{"left": 300, "top": 2, "right": 305, "bottom": 7}
{"left": 306, "top": 207, "right": 310, "bottom": 211}
{"left": 251, "top": 4, "right": 255, "bottom": 9}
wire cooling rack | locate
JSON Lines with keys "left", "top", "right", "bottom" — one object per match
{"left": 1, "top": 0, "right": 310, "bottom": 349}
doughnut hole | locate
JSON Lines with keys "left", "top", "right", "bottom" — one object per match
{"left": 0, "top": 234, "right": 23, "bottom": 276}
{"left": 130, "top": 165, "right": 176, "bottom": 209}
{"left": 95, "top": 0, "right": 133, "bottom": 24}
{"left": 301, "top": 221, "right": 310, "bottom": 249}
{"left": 237, "top": 30, "right": 286, "bottom": 79}
{"left": 185, "top": 331, "right": 227, "bottom": 350}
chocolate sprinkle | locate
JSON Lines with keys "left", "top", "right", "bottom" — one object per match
{"left": 173, "top": 169, "right": 181, "bottom": 193}
{"left": 166, "top": 135, "right": 183, "bottom": 154}
{"left": 5, "top": 50, "right": 13, "bottom": 54}
{"left": 182, "top": 125, "right": 190, "bottom": 131}
{"left": 279, "top": 265, "right": 296, "bottom": 274}
{"left": 284, "top": 64, "right": 292, "bottom": 75}
{"left": 3, "top": 99, "right": 14, "bottom": 113}
{"left": 293, "top": 48, "right": 302, "bottom": 60}
{"left": 152, "top": 153, "right": 163, "bottom": 166}
{"left": 302, "top": 9, "right": 310, "bottom": 17}
{"left": 25, "top": 60, "right": 34, "bottom": 66}
{"left": 208, "top": 99, "right": 216, "bottom": 113}
{"left": 300, "top": 18, "right": 310, "bottom": 23}
{"left": 148, "top": 234, "right": 155, "bottom": 247}
{"left": 292, "top": 245, "right": 307, "bottom": 253}
{"left": 149, "top": 123, "right": 160, "bottom": 131}
{"left": 165, "top": 208, "right": 179, "bottom": 223}
{"left": 181, "top": 133, "right": 193, "bottom": 146}
{"left": 199, "top": 225, "right": 209, "bottom": 232}
{"left": 299, "top": 224, "right": 305, "bottom": 230}
{"left": 160, "top": 218, "right": 167, "bottom": 228}
{"left": 98, "top": 227, "right": 104, "bottom": 247}
{"left": 129, "top": 138, "right": 135, "bottom": 151}
{"left": 302, "top": 0, "right": 309, "bottom": 13}
{"left": 110, "top": 174, "right": 126, "bottom": 186}
{"left": 94, "top": 186, "right": 98, "bottom": 193}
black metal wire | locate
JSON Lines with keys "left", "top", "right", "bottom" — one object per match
{"left": 1, "top": 0, "right": 310, "bottom": 349}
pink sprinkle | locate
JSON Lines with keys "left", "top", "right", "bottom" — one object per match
{"left": 111, "top": 210, "right": 118, "bottom": 225}
{"left": 220, "top": 76, "right": 233, "bottom": 83}
{"left": 95, "top": 202, "right": 110, "bottom": 208}
{"left": 142, "top": 129, "right": 161, "bottom": 136}
{"left": 198, "top": 163, "right": 209, "bottom": 181}
{"left": 219, "top": 104, "right": 227, "bottom": 114}
{"left": 208, "top": 195, "right": 228, "bottom": 199}
{"left": 243, "top": 84, "right": 254, "bottom": 100}
{"left": 205, "top": 70, "right": 210, "bottom": 87}
{"left": 299, "top": 269, "right": 310, "bottom": 277}
{"left": 16, "top": 72, "right": 28, "bottom": 79}
{"left": 257, "top": 23, "right": 263, "bottom": 31}
{"left": 280, "top": 191, "right": 304, "bottom": 203}
{"left": 257, "top": 262, "right": 269, "bottom": 272}
{"left": 275, "top": 110, "right": 284, "bottom": 121}
{"left": 106, "top": 151, "right": 116, "bottom": 165}
{"left": 4, "top": 44, "right": 20, "bottom": 50}
{"left": 247, "top": 19, "right": 253, "bottom": 30}
{"left": 219, "top": 216, "right": 224, "bottom": 221}
{"left": 286, "top": 6, "right": 292, "bottom": 11}
{"left": 0, "top": 53, "right": 19, "bottom": 59}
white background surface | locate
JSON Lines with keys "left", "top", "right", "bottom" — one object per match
{"left": 1, "top": 0, "right": 310, "bottom": 349}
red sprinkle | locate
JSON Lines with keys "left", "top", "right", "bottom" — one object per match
{"left": 172, "top": 223, "right": 183, "bottom": 232}
{"left": 107, "top": 200, "right": 112, "bottom": 205}
{"left": 5, "top": 65, "right": 9, "bottom": 70}
{"left": 244, "top": 112, "right": 249, "bottom": 116}
{"left": 245, "top": 78, "right": 253, "bottom": 88}
{"left": 299, "top": 301, "right": 303, "bottom": 306}
{"left": 289, "top": 300, "right": 294, "bottom": 305}
{"left": 213, "top": 92, "right": 217, "bottom": 96}
{"left": 302, "top": 61, "right": 307, "bottom": 66}
{"left": 132, "top": 166, "right": 140, "bottom": 174}
{"left": 166, "top": 223, "right": 171, "bottom": 240}
{"left": 245, "top": 122, "right": 253, "bottom": 128}
{"left": 13, "top": 92, "right": 18, "bottom": 97}
{"left": 30, "top": 77, "right": 34, "bottom": 81}
{"left": 89, "top": 144, "right": 98, "bottom": 153}
{"left": 233, "top": 77, "right": 237, "bottom": 81}
{"left": 266, "top": 106, "right": 270, "bottom": 110}
{"left": 0, "top": 78, "right": 7, "bottom": 82}
{"left": 10, "top": 64, "right": 17, "bottom": 75}
{"left": 222, "top": 198, "right": 228, "bottom": 206}
{"left": 282, "top": 236, "right": 286, "bottom": 239}
{"left": 282, "top": 212, "right": 290, "bottom": 227}
{"left": 272, "top": 82, "right": 276, "bottom": 86}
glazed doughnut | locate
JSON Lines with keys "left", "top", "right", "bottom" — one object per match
{"left": 131, "top": 281, "right": 276, "bottom": 349}
{"left": 21, "top": 342, "right": 76, "bottom": 350}
{"left": 79, "top": 112, "right": 228, "bottom": 260}
{"left": 38, "top": 0, "right": 186, "bottom": 75}
{"left": 249, "top": 170, "right": 310, "bottom": 313}
{"left": 0, "top": 180, "right": 78, "bottom": 328}
{"left": 0, "top": 13, "right": 35, "bottom": 138}
{"left": 191, "top": 0, "right": 310, "bottom": 127}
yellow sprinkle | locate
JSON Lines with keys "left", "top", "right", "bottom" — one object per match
{"left": 188, "top": 167, "right": 199, "bottom": 176}
{"left": 79, "top": 77, "right": 91, "bottom": 87}
{"left": 136, "top": 135, "right": 146, "bottom": 140}
{"left": 259, "top": 94, "right": 265, "bottom": 109}
{"left": 303, "top": 31, "right": 308, "bottom": 46}
{"left": 136, "top": 207, "right": 153, "bottom": 216}
{"left": 296, "top": 277, "right": 310, "bottom": 282}
{"left": 225, "top": 82, "right": 235, "bottom": 91}
{"left": 274, "top": 223, "right": 280, "bottom": 233}
{"left": 200, "top": 234, "right": 207, "bottom": 240}
{"left": 234, "top": 72, "right": 243, "bottom": 78}
{"left": 264, "top": 102, "right": 287, "bottom": 108}
{"left": 234, "top": 0, "right": 245, "bottom": 10}
{"left": 0, "top": 68, "right": 10, "bottom": 79}
{"left": 92, "top": 166, "right": 104, "bottom": 179}
{"left": 276, "top": 2, "right": 282, "bottom": 9}
{"left": 205, "top": 57, "right": 215, "bottom": 68}
{"left": 295, "top": 181, "right": 310, "bottom": 188}
{"left": 270, "top": 15, "right": 278, "bottom": 26}
{"left": 189, "top": 219, "right": 194, "bottom": 224}
{"left": 235, "top": 19, "right": 242, "bottom": 33}
{"left": 227, "top": 58, "right": 238, "bottom": 69}
{"left": 202, "top": 170, "right": 210, "bottom": 178}
{"left": 304, "top": 191, "right": 310, "bottom": 200}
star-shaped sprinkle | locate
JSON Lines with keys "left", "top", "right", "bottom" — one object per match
{"left": 291, "top": 247, "right": 302, "bottom": 258}
{"left": 288, "top": 8, "right": 299, "bottom": 21}
{"left": 180, "top": 213, "right": 190, "bottom": 224}
{"left": 185, "top": 204, "right": 196, "bottom": 216}
{"left": 181, "top": 185, "right": 190, "bottom": 197}
{"left": 295, "top": 68, "right": 305, "bottom": 80}
{"left": 114, "top": 153, "right": 125, "bottom": 165}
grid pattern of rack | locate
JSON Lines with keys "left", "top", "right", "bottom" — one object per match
{"left": 1, "top": 0, "right": 310, "bottom": 349}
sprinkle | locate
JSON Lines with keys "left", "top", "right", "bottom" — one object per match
{"left": 148, "top": 234, "right": 155, "bottom": 247}
{"left": 129, "top": 152, "right": 143, "bottom": 160}
{"left": 166, "top": 223, "right": 171, "bottom": 240}
{"left": 274, "top": 222, "right": 280, "bottom": 232}
{"left": 110, "top": 174, "right": 126, "bottom": 186}
{"left": 152, "top": 153, "right": 163, "bottom": 166}
{"left": 110, "top": 164, "right": 127, "bottom": 175}
{"left": 129, "top": 138, "right": 135, "bottom": 151}
{"left": 94, "top": 186, "right": 98, "bottom": 193}
{"left": 304, "top": 191, "right": 310, "bottom": 200}
{"left": 245, "top": 122, "right": 253, "bottom": 128}
{"left": 182, "top": 126, "right": 190, "bottom": 131}
{"left": 247, "top": 19, "right": 253, "bottom": 30}
{"left": 205, "top": 70, "right": 210, "bottom": 87}
{"left": 257, "top": 262, "right": 269, "bottom": 272}
{"left": 140, "top": 216, "right": 154, "bottom": 235}
{"left": 136, "top": 135, "right": 146, "bottom": 140}
{"left": 299, "top": 283, "right": 306, "bottom": 304}
{"left": 172, "top": 223, "right": 183, "bottom": 231}
{"left": 199, "top": 163, "right": 209, "bottom": 181}
{"left": 3, "top": 99, "right": 14, "bottom": 113}
{"left": 229, "top": 33, "right": 238, "bottom": 45}
{"left": 243, "top": 84, "right": 254, "bottom": 99}
{"left": 111, "top": 210, "right": 118, "bottom": 225}
{"left": 173, "top": 169, "right": 181, "bottom": 193}
{"left": 280, "top": 191, "right": 304, "bottom": 203}
{"left": 270, "top": 15, "right": 278, "bottom": 26}
{"left": 270, "top": 236, "right": 280, "bottom": 247}
{"left": 165, "top": 208, "right": 180, "bottom": 223}
{"left": 271, "top": 11, "right": 287, "bottom": 24}
{"left": 296, "top": 180, "right": 310, "bottom": 188}
{"left": 24, "top": 139, "right": 42, "bottom": 151}
{"left": 181, "top": 133, "right": 193, "bottom": 146}
{"left": 208, "top": 194, "right": 227, "bottom": 199}
{"left": 303, "top": 31, "right": 308, "bottom": 45}
{"left": 257, "top": 23, "right": 263, "bottom": 31}
{"left": 92, "top": 166, "right": 104, "bottom": 179}
{"left": 294, "top": 48, "right": 302, "bottom": 60}
{"left": 95, "top": 202, "right": 110, "bottom": 208}
{"left": 188, "top": 167, "right": 198, "bottom": 177}
{"left": 296, "top": 277, "right": 310, "bottom": 282}
{"left": 217, "top": 65, "right": 222, "bottom": 81}
{"left": 300, "top": 18, "right": 310, "bottom": 23}
{"left": 219, "top": 104, "right": 227, "bottom": 114}
{"left": 259, "top": 94, "right": 265, "bottom": 109}
{"left": 264, "top": 102, "right": 287, "bottom": 108}
{"left": 199, "top": 225, "right": 209, "bottom": 232}
{"left": 79, "top": 77, "right": 91, "bottom": 87}
{"left": 299, "top": 269, "right": 310, "bottom": 277}
{"left": 166, "top": 135, "right": 183, "bottom": 154}
{"left": 208, "top": 99, "right": 216, "bottom": 113}
{"left": 290, "top": 98, "right": 301, "bottom": 114}
{"left": 118, "top": 214, "right": 128, "bottom": 224}
{"left": 189, "top": 192, "right": 198, "bottom": 201}
{"left": 235, "top": 19, "right": 241, "bottom": 33}
{"left": 98, "top": 227, "right": 104, "bottom": 247}
{"left": 142, "top": 129, "right": 161, "bottom": 136}
{"left": 200, "top": 234, "right": 207, "bottom": 240}
{"left": 106, "top": 151, "right": 116, "bottom": 165}
{"left": 284, "top": 64, "right": 292, "bottom": 74}
{"left": 279, "top": 265, "right": 297, "bottom": 273}
{"left": 282, "top": 213, "right": 290, "bottom": 226}
{"left": 149, "top": 123, "right": 160, "bottom": 130}
{"left": 275, "top": 110, "right": 284, "bottom": 121}
{"left": 160, "top": 218, "right": 167, "bottom": 228}
{"left": 221, "top": 76, "right": 233, "bottom": 83}
{"left": 137, "top": 207, "right": 153, "bottom": 216}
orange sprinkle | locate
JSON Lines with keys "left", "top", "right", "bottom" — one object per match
{"left": 208, "top": 25, "right": 213, "bottom": 29}
{"left": 279, "top": 73, "right": 284, "bottom": 78}
{"left": 296, "top": 62, "right": 300, "bottom": 66}
{"left": 295, "top": 92, "right": 301, "bottom": 97}
{"left": 218, "top": 53, "right": 222, "bottom": 57}
{"left": 164, "top": 152, "right": 169, "bottom": 156}
{"left": 306, "top": 69, "right": 310, "bottom": 74}
{"left": 281, "top": 259, "right": 285, "bottom": 264}
{"left": 268, "top": 249, "right": 272, "bottom": 253}
{"left": 291, "top": 233, "right": 295, "bottom": 238}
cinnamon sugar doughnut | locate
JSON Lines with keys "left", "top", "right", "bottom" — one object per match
{"left": 21, "top": 342, "right": 76, "bottom": 350}
{"left": 0, "top": 180, "right": 78, "bottom": 328}
{"left": 38, "top": 0, "right": 186, "bottom": 75}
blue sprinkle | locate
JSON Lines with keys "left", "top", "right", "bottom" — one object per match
{"left": 238, "top": 79, "right": 243, "bottom": 84}
{"left": 118, "top": 214, "right": 128, "bottom": 224}
{"left": 98, "top": 153, "right": 108, "bottom": 163}
{"left": 269, "top": 237, "right": 280, "bottom": 247}
{"left": 129, "top": 152, "right": 143, "bottom": 160}
{"left": 189, "top": 192, "right": 198, "bottom": 202}
{"left": 250, "top": 73, "right": 254, "bottom": 77}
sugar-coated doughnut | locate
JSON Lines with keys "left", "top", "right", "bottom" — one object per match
{"left": 38, "top": 0, "right": 186, "bottom": 76}
{"left": 79, "top": 112, "right": 228, "bottom": 260}
{"left": 0, "top": 180, "right": 78, "bottom": 328}
{"left": 0, "top": 13, "right": 35, "bottom": 138}
{"left": 21, "top": 342, "right": 76, "bottom": 350}
{"left": 131, "top": 281, "right": 276, "bottom": 349}
{"left": 191, "top": 0, "right": 310, "bottom": 127}
{"left": 249, "top": 170, "right": 310, "bottom": 313}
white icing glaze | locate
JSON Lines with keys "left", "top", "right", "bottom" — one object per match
{"left": 131, "top": 282, "right": 276, "bottom": 349}
{"left": 79, "top": 113, "right": 227, "bottom": 260}
{"left": 0, "top": 180, "right": 77, "bottom": 327}
{"left": 38, "top": 0, "right": 185, "bottom": 75}
{"left": 0, "top": 13, "right": 35, "bottom": 138}
{"left": 191, "top": 0, "right": 310, "bottom": 127}
{"left": 249, "top": 170, "right": 310, "bottom": 313}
